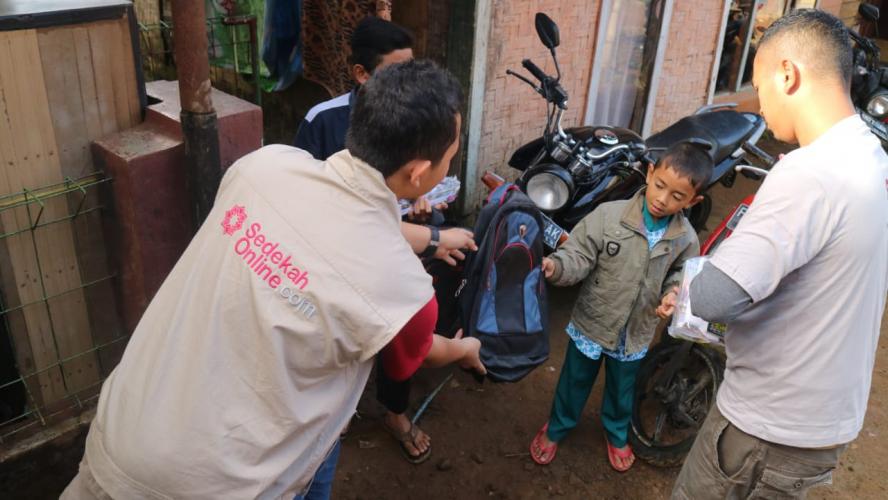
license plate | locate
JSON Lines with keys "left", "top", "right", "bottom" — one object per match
{"left": 726, "top": 204, "right": 749, "bottom": 231}
{"left": 541, "top": 213, "right": 566, "bottom": 249}
{"left": 859, "top": 111, "right": 888, "bottom": 142}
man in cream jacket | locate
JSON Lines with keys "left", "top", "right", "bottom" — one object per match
{"left": 62, "top": 60, "right": 484, "bottom": 500}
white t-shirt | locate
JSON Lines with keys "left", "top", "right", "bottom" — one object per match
{"left": 711, "top": 115, "right": 888, "bottom": 448}
{"left": 83, "top": 146, "right": 433, "bottom": 499}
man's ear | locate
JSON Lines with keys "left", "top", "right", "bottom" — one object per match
{"left": 780, "top": 59, "right": 801, "bottom": 95}
{"left": 353, "top": 64, "right": 371, "bottom": 85}
{"left": 406, "top": 159, "right": 433, "bottom": 188}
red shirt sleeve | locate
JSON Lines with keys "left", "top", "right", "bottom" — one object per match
{"left": 380, "top": 297, "right": 437, "bottom": 382}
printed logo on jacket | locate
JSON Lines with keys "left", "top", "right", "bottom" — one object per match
{"left": 222, "top": 204, "right": 317, "bottom": 319}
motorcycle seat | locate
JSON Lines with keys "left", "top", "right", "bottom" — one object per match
{"left": 646, "top": 111, "right": 759, "bottom": 165}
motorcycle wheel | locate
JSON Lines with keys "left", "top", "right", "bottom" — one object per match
{"left": 628, "top": 341, "right": 724, "bottom": 468}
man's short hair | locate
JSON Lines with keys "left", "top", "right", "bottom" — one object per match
{"left": 655, "top": 142, "right": 714, "bottom": 193}
{"left": 347, "top": 60, "right": 463, "bottom": 178}
{"left": 758, "top": 9, "right": 853, "bottom": 86}
{"left": 350, "top": 17, "right": 413, "bottom": 74}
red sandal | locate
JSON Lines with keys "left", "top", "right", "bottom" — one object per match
{"left": 530, "top": 423, "right": 558, "bottom": 465}
{"left": 605, "top": 439, "right": 635, "bottom": 472}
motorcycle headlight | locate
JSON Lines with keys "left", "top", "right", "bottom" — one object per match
{"left": 866, "top": 93, "right": 888, "bottom": 118}
{"left": 526, "top": 170, "right": 572, "bottom": 211}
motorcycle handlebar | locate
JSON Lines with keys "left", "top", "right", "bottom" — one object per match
{"left": 850, "top": 29, "right": 880, "bottom": 63}
{"left": 506, "top": 69, "right": 541, "bottom": 92}
{"left": 522, "top": 59, "right": 549, "bottom": 83}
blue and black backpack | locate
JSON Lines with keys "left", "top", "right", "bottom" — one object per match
{"left": 458, "top": 183, "right": 549, "bottom": 382}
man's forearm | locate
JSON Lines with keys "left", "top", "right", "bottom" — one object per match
{"left": 400, "top": 221, "right": 431, "bottom": 253}
{"left": 689, "top": 262, "right": 753, "bottom": 323}
{"left": 421, "top": 334, "right": 468, "bottom": 368}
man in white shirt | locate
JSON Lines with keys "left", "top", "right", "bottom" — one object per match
{"left": 671, "top": 9, "right": 888, "bottom": 499}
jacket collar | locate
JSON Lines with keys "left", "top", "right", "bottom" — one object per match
{"left": 325, "top": 149, "right": 401, "bottom": 222}
{"left": 620, "top": 189, "right": 689, "bottom": 241}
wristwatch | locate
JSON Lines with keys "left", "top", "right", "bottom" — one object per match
{"left": 419, "top": 225, "right": 440, "bottom": 258}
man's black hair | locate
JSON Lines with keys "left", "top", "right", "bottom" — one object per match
{"left": 350, "top": 17, "right": 414, "bottom": 74}
{"left": 758, "top": 9, "right": 853, "bottom": 86}
{"left": 347, "top": 60, "right": 463, "bottom": 178}
{"left": 654, "top": 142, "right": 714, "bottom": 193}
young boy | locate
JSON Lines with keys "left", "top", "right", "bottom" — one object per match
{"left": 529, "top": 142, "right": 713, "bottom": 472}
{"left": 294, "top": 16, "right": 413, "bottom": 161}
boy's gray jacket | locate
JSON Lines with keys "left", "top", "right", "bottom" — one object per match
{"left": 549, "top": 190, "right": 699, "bottom": 354}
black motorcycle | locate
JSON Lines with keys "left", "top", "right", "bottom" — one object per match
{"left": 502, "top": 13, "right": 771, "bottom": 249}
{"left": 851, "top": 4, "right": 888, "bottom": 149}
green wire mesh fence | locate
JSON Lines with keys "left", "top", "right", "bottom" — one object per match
{"left": 138, "top": 16, "right": 262, "bottom": 106}
{"left": 0, "top": 174, "right": 127, "bottom": 447}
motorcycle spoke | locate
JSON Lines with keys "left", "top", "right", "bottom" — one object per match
{"left": 652, "top": 411, "right": 667, "bottom": 444}
{"left": 682, "top": 371, "right": 713, "bottom": 404}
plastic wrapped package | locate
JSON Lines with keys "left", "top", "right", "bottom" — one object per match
{"left": 399, "top": 176, "right": 461, "bottom": 216}
{"left": 668, "top": 256, "right": 726, "bottom": 345}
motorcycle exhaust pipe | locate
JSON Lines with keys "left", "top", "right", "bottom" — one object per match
{"left": 740, "top": 141, "right": 776, "bottom": 167}
{"left": 734, "top": 165, "right": 770, "bottom": 177}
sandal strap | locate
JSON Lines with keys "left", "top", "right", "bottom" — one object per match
{"left": 406, "top": 422, "right": 419, "bottom": 441}
{"left": 607, "top": 442, "right": 634, "bottom": 458}
{"left": 385, "top": 419, "right": 423, "bottom": 446}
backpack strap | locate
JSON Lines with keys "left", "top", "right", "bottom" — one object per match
{"left": 485, "top": 183, "right": 520, "bottom": 207}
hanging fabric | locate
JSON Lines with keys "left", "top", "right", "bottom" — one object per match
{"left": 301, "top": 0, "right": 392, "bottom": 97}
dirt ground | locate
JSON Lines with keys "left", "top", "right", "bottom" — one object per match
{"left": 334, "top": 297, "right": 888, "bottom": 500}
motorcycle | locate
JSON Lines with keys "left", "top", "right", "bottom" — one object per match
{"left": 628, "top": 159, "right": 773, "bottom": 467}
{"left": 496, "top": 13, "right": 770, "bottom": 251}
{"left": 851, "top": 4, "right": 888, "bottom": 149}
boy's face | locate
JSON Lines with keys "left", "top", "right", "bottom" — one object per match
{"left": 354, "top": 48, "right": 414, "bottom": 84}
{"left": 644, "top": 163, "right": 703, "bottom": 219}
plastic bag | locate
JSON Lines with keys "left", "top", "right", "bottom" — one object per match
{"left": 668, "top": 256, "right": 725, "bottom": 345}
{"left": 399, "top": 176, "right": 461, "bottom": 216}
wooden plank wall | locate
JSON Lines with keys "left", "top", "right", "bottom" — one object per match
{"left": 0, "top": 15, "right": 138, "bottom": 409}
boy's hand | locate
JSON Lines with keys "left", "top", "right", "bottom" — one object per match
{"left": 453, "top": 329, "right": 486, "bottom": 375}
{"left": 542, "top": 257, "right": 556, "bottom": 278}
{"left": 406, "top": 196, "right": 433, "bottom": 222}
{"left": 435, "top": 228, "right": 478, "bottom": 266}
{"left": 408, "top": 197, "right": 448, "bottom": 223}
{"left": 657, "top": 286, "right": 679, "bottom": 319}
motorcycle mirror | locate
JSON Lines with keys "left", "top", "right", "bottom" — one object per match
{"left": 859, "top": 3, "right": 879, "bottom": 23}
{"left": 535, "top": 13, "right": 560, "bottom": 50}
